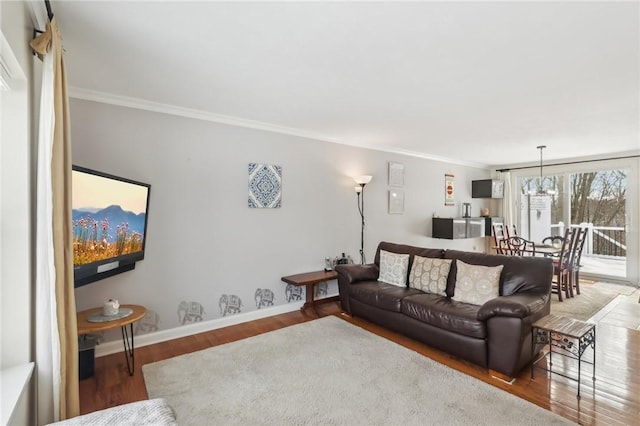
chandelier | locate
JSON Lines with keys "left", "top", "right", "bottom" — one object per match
{"left": 532, "top": 145, "right": 556, "bottom": 195}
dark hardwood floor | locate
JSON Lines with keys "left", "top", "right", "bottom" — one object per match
{"left": 79, "top": 301, "right": 640, "bottom": 425}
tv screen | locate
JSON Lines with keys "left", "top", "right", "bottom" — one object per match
{"left": 72, "top": 166, "right": 151, "bottom": 287}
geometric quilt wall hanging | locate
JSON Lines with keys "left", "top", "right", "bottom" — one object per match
{"left": 248, "top": 163, "right": 282, "bottom": 208}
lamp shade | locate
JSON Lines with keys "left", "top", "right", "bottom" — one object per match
{"left": 354, "top": 186, "right": 362, "bottom": 194}
{"left": 354, "top": 175, "right": 373, "bottom": 185}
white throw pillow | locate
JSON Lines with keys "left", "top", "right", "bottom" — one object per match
{"left": 408, "top": 256, "right": 452, "bottom": 296}
{"left": 452, "top": 260, "right": 503, "bottom": 305}
{"left": 378, "top": 250, "right": 410, "bottom": 287}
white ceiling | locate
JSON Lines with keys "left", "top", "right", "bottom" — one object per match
{"left": 51, "top": 1, "right": 639, "bottom": 168}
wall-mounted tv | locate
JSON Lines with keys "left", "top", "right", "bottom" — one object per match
{"left": 72, "top": 166, "right": 151, "bottom": 287}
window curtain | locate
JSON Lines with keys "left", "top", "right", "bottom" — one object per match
{"left": 499, "top": 171, "right": 515, "bottom": 230}
{"left": 31, "top": 19, "right": 79, "bottom": 424}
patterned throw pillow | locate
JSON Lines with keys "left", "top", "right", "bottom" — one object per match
{"left": 408, "top": 256, "right": 452, "bottom": 296}
{"left": 378, "top": 250, "right": 410, "bottom": 287}
{"left": 451, "top": 260, "right": 503, "bottom": 305}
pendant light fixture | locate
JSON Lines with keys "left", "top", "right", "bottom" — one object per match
{"left": 532, "top": 145, "right": 556, "bottom": 195}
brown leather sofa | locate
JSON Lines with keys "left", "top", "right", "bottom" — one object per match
{"left": 335, "top": 241, "right": 553, "bottom": 380}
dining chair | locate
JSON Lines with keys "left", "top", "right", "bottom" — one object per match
{"left": 551, "top": 227, "right": 575, "bottom": 301}
{"left": 542, "top": 235, "right": 564, "bottom": 246}
{"left": 567, "top": 227, "right": 587, "bottom": 296}
{"left": 498, "top": 238, "right": 512, "bottom": 255}
{"left": 504, "top": 224, "right": 518, "bottom": 239}
{"left": 505, "top": 236, "right": 536, "bottom": 256}
{"left": 492, "top": 224, "right": 507, "bottom": 254}
{"left": 541, "top": 235, "right": 564, "bottom": 258}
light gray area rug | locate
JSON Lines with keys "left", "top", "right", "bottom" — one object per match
{"left": 143, "top": 316, "right": 573, "bottom": 426}
{"left": 551, "top": 281, "right": 638, "bottom": 321}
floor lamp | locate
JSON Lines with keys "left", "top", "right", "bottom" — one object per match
{"left": 354, "top": 175, "right": 373, "bottom": 264}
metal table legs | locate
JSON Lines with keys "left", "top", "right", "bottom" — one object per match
{"left": 531, "top": 325, "right": 596, "bottom": 399}
{"left": 120, "top": 323, "right": 136, "bottom": 376}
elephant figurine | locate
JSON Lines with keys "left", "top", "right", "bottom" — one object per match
{"left": 255, "top": 288, "right": 275, "bottom": 308}
{"left": 285, "top": 284, "right": 303, "bottom": 302}
{"left": 135, "top": 310, "right": 160, "bottom": 334}
{"left": 314, "top": 282, "right": 328, "bottom": 298}
{"left": 219, "top": 294, "right": 243, "bottom": 316}
{"left": 177, "top": 301, "right": 205, "bottom": 325}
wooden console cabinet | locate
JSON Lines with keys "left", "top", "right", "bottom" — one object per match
{"left": 281, "top": 270, "right": 338, "bottom": 316}
{"left": 432, "top": 217, "right": 503, "bottom": 239}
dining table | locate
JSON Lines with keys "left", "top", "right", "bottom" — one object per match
{"left": 530, "top": 244, "right": 562, "bottom": 256}
{"left": 492, "top": 243, "right": 562, "bottom": 257}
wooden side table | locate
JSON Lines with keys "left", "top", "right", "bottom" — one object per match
{"left": 77, "top": 304, "right": 147, "bottom": 376}
{"left": 281, "top": 270, "right": 338, "bottom": 316}
{"left": 531, "top": 314, "right": 596, "bottom": 399}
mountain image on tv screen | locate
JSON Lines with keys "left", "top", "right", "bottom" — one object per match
{"left": 72, "top": 169, "right": 149, "bottom": 267}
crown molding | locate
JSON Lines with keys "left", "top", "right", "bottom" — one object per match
{"left": 68, "top": 86, "right": 347, "bottom": 144}
{"left": 68, "top": 86, "right": 489, "bottom": 169}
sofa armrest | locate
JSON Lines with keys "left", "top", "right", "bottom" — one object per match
{"left": 335, "top": 264, "right": 379, "bottom": 315}
{"left": 47, "top": 398, "right": 177, "bottom": 426}
{"left": 477, "top": 293, "right": 549, "bottom": 321}
{"left": 335, "top": 264, "right": 379, "bottom": 284}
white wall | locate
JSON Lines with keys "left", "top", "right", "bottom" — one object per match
{"left": 70, "top": 98, "right": 491, "bottom": 344}
{"left": 0, "top": 1, "right": 36, "bottom": 425}
{"left": 1, "top": 0, "right": 33, "bottom": 370}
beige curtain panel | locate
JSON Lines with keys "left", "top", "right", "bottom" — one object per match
{"left": 31, "top": 19, "right": 79, "bottom": 422}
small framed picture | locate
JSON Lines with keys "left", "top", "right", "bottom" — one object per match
{"left": 388, "top": 190, "right": 404, "bottom": 214}
{"left": 388, "top": 162, "right": 404, "bottom": 187}
{"left": 445, "top": 173, "right": 455, "bottom": 206}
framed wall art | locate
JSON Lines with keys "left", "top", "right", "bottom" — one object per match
{"left": 248, "top": 163, "right": 282, "bottom": 208}
{"left": 444, "top": 173, "right": 455, "bottom": 206}
{"left": 388, "top": 162, "right": 404, "bottom": 187}
{"left": 388, "top": 190, "right": 404, "bottom": 214}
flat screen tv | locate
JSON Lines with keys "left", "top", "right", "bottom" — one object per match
{"left": 72, "top": 166, "right": 151, "bottom": 287}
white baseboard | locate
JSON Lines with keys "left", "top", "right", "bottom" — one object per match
{"left": 94, "top": 301, "right": 305, "bottom": 358}
{"left": 491, "top": 374, "right": 515, "bottom": 385}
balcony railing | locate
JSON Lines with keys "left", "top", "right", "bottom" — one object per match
{"left": 550, "top": 222, "right": 626, "bottom": 258}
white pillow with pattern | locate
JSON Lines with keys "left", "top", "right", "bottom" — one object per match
{"left": 452, "top": 260, "right": 503, "bottom": 305}
{"left": 408, "top": 256, "right": 452, "bottom": 296}
{"left": 378, "top": 250, "right": 410, "bottom": 287}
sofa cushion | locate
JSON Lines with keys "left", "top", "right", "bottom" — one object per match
{"left": 408, "top": 256, "right": 452, "bottom": 296}
{"left": 444, "top": 249, "right": 553, "bottom": 296}
{"left": 452, "top": 260, "right": 503, "bottom": 306}
{"left": 374, "top": 242, "right": 444, "bottom": 277}
{"left": 350, "top": 281, "right": 423, "bottom": 312}
{"left": 402, "top": 293, "right": 486, "bottom": 339}
{"left": 378, "top": 250, "right": 410, "bottom": 286}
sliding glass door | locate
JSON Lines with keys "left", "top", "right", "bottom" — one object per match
{"left": 568, "top": 170, "right": 628, "bottom": 280}
{"left": 514, "top": 159, "right": 637, "bottom": 285}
